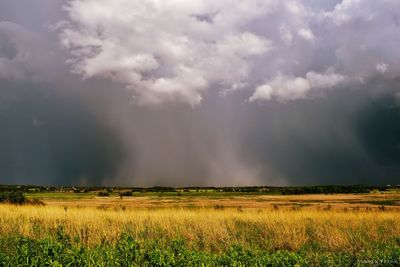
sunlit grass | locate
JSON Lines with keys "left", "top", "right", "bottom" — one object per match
{"left": 0, "top": 204, "right": 398, "bottom": 253}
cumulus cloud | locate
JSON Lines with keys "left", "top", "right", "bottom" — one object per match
{"left": 322, "top": 0, "right": 400, "bottom": 77}
{"left": 298, "top": 28, "right": 315, "bottom": 41}
{"left": 279, "top": 25, "right": 293, "bottom": 46}
{"left": 376, "top": 63, "right": 388, "bottom": 74}
{"left": 2, "top": 0, "right": 400, "bottom": 186}
{"left": 324, "top": 0, "right": 378, "bottom": 26}
{"left": 60, "top": 0, "right": 273, "bottom": 106}
{"left": 249, "top": 71, "right": 345, "bottom": 102}
{"left": 58, "top": 0, "right": 400, "bottom": 106}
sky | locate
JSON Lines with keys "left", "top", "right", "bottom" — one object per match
{"left": 0, "top": 0, "right": 399, "bottom": 186}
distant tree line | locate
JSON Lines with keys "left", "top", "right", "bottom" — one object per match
{"left": 176, "top": 185, "right": 383, "bottom": 194}
{"left": 0, "top": 184, "right": 397, "bottom": 195}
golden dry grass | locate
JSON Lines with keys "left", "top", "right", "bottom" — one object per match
{"left": 0, "top": 204, "right": 399, "bottom": 253}
{"left": 36, "top": 192, "right": 400, "bottom": 211}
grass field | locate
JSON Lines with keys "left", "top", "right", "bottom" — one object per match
{"left": 25, "top": 190, "right": 400, "bottom": 211}
{"left": 1, "top": 191, "right": 400, "bottom": 266}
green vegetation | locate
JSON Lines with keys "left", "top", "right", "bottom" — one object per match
{"left": 0, "top": 231, "right": 399, "bottom": 267}
{"left": 4, "top": 184, "right": 399, "bottom": 196}
{"left": 119, "top": 191, "right": 133, "bottom": 197}
{"left": 362, "top": 200, "right": 399, "bottom": 206}
{"left": 1, "top": 185, "right": 399, "bottom": 266}
{"left": 0, "top": 191, "right": 26, "bottom": 205}
{"left": 97, "top": 191, "right": 110, "bottom": 197}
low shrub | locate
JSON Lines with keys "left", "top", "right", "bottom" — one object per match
{"left": 118, "top": 191, "right": 133, "bottom": 197}
{"left": 0, "top": 191, "right": 26, "bottom": 205}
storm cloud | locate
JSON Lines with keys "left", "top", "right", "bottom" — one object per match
{"left": 0, "top": 0, "right": 399, "bottom": 186}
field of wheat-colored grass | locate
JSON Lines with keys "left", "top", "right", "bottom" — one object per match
{"left": 26, "top": 192, "right": 400, "bottom": 211}
{"left": 0, "top": 204, "right": 399, "bottom": 254}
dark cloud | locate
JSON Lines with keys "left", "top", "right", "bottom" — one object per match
{"left": 241, "top": 79, "right": 400, "bottom": 185}
{"left": 0, "top": 1, "right": 399, "bottom": 186}
{"left": 0, "top": 81, "right": 125, "bottom": 186}
{"left": 357, "top": 88, "right": 400, "bottom": 167}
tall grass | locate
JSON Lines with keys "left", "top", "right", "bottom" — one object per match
{"left": 0, "top": 204, "right": 399, "bottom": 253}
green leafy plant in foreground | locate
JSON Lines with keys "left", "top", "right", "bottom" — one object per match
{"left": 0, "top": 236, "right": 400, "bottom": 266}
{"left": 0, "top": 231, "right": 399, "bottom": 267}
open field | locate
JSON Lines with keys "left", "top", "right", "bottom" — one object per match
{"left": 25, "top": 190, "right": 400, "bottom": 211}
{"left": 1, "top": 190, "right": 400, "bottom": 266}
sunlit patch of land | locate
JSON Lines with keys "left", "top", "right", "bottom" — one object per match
{"left": 25, "top": 190, "right": 400, "bottom": 211}
{"left": 0, "top": 187, "right": 399, "bottom": 266}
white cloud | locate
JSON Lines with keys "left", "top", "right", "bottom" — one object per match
{"left": 298, "top": 28, "right": 315, "bottom": 41}
{"left": 306, "top": 71, "right": 345, "bottom": 88}
{"left": 279, "top": 25, "right": 293, "bottom": 46}
{"left": 324, "top": 0, "right": 377, "bottom": 26}
{"left": 60, "top": 0, "right": 273, "bottom": 106}
{"left": 58, "top": 0, "right": 400, "bottom": 106}
{"left": 376, "top": 63, "right": 388, "bottom": 74}
{"left": 249, "top": 71, "right": 345, "bottom": 102}
{"left": 249, "top": 84, "right": 274, "bottom": 102}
